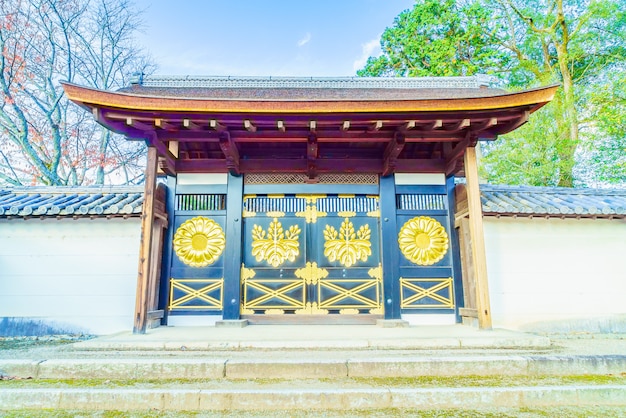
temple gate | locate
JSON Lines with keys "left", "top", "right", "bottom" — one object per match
{"left": 62, "top": 76, "right": 556, "bottom": 332}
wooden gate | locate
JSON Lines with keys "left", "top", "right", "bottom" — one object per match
{"left": 167, "top": 191, "right": 227, "bottom": 315}
{"left": 241, "top": 194, "right": 383, "bottom": 322}
{"left": 395, "top": 186, "right": 457, "bottom": 314}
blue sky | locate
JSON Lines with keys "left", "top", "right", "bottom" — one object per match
{"left": 134, "top": 0, "right": 415, "bottom": 76}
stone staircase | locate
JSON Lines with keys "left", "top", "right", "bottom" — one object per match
{"left": 1, "top": 327, "right": 625, "bottom": 414}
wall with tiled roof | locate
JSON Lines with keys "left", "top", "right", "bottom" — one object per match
{"left": 2, "top": 184, "right": 624, "bottom": 219}
{"left": 0, "top": 187, "right": 144, "bottom": 218}
{"left": 480, "top": 185, "right": 626, "bottom": 218}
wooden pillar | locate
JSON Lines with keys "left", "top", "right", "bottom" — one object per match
{"left": 446, "top": 175, "right": 465, "bottom": 323}
{"left": 133, "top": 146, "right": 158, "bottom": 334}
{"left": 463, "top": 146, "right": 492, "bottom": 330}
{"left": 379, "top": 175, "right": 401, "bottom": 319}
{"left": 222, "top": 173, "right": 244, "bottom": 320}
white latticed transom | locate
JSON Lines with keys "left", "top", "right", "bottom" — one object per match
{"left": 317, "top": 174, "right": 378, "bottom": 184}
{"left": 245, "top": 173, "right": 308, "bottom": 184}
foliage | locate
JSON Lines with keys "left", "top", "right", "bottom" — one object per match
{"left": 0, "top": 0, "right": 154, "bottom": 186}
{"left": 480, "top": 100, "right": 562, "bottom": 186}
{"left": 357, "top": 0, "right": 509, "bottom": 78}
{"left": 359, "top": 0, "right": 626, "bottom": 187}
{"left": 484, "top": 0, "right": 626, "bottom": 187}
{"left": 583, "top": 68, "right": 626, "bottom": 185}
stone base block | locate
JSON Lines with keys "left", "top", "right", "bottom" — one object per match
{"left": 376, "top": 319, "right": 409, "bottom": 328}
{"left": 215, "top": 319, "right": 249, "bottom": 328}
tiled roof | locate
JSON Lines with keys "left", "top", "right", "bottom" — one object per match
{"left": 1, "top": 184, "right": 624, "bottom": 219}
{"left": 131, "top": 75, "right": 493, "bottom": 89}
{"left": 0, "top": 186, "right": 144, "bottom": 218}
{"left": 480, "top": 185, "right": 626, "bottom": 218}
{"left": 119, "top": 75, "right": 509, "bottom": 101}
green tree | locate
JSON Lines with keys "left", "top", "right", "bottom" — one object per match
{"left": 358, "top": 0, "right": 509, "bottom": 77}
{"left": 359, "top": 0, "right": 626, "bottom": 187}
{"left": 482, "top": 0, "right": 626, "bottom": 187}
{"left": 583, "top": 69, "right": 626, "bottom": 185}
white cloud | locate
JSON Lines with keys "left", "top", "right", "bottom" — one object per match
{"left": 297, "top": 32, "right": 311, "bottom": 47}
{"left": 352, "top": 37, "right": 381, "bottom": 72}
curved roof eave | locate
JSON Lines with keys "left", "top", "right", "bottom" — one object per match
{"left": 61, "top": 82, "right": 559, "bottom": 115}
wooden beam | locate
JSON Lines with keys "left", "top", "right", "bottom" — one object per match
{"left": 277, "top": 120, "right": 286, "bottom": 132}
{"left": 464, "top": 146, "right": 492, "bottom": 330}
{"left": 158, "top": 128, "right": 471, "bottom": 142}
{"left": 445, "top": 134, "right": 471, "bottom": 175}
{"left": 421, "top": 119, "right": 443, "bottom": 130}
{"left": 209, "top": 119, "right": 227, "bottom": 132}
{"left": 402, "top": 120, "right": 416, "bottom": 131}
{"left": 134, "top": 146, "right": 157, "bottom": 334}
{"left": 368, "top": 120, "right": 383, "bottom": 132}
{"left": 307, "top": 133, "right": 318, "bottom": 179}
{"left": 485, "top": 117, "right": 497, "bottom": 128}
{"left": 445, "top": 118, "right": 471, "bottom": 132}
{"left": 244, "top": 119, "right": 257, "bottom": 132}
{"left": 183, "top": 119, "right": 200, "bottom": 130}
{"left": 168, "top": 141, "right": 179, "bottom": 158}
{"left": 157, "top": 157, "right": 175, "bottom": 176}
{"left": 176, "top": 157, "right": 444, "bottom": 174}
{"left": 468, "top": 118, "right": 498, "bottom": 136}
{"left": 382, "top": 131, "right": 405, "bottom": 176}
{"left": 175, "top": 158, "right": 228, "bottom": 173}
{"left": 125, "top": 117, "right": 153, "bottom": 131}
{"left": 506, "top": 110, "right": 530, "bottom": 131}
{"left": 154, "top": 118, "right": 175, "bottom": 130}
{"left": 219, "top": 131, "right": 240, "bottom": 175}
{"left": 92, "top": 107, "right": 104, "bottom": 124}
{"left": 393, "top": 158, "right": 446, "bottom": 173}
{"left": 150, "top": 137, "right": 177, "bottom": 175}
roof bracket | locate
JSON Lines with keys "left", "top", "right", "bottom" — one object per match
{"left": 150, "top": 135, "right": 177, "bottom": 175}
{"left": 382, "top": 131, "right": 405, "bottom": 176}
{"left": 444, "top": 133, "right": 472, "bottom": 175}
{"left": 219, "top": 131, "right": 240, "bottom": 175}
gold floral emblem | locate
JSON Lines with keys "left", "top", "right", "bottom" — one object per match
{"left": 251, "top": 218, "right": 301, "bottom": 267}
{"left": 323, "top": 218, "right": 372, "bottom": 267}
{"left": 398, "top": 216, "right": 449, "bottom": 266}
{"left": 173, "top": 216, "right": 225, "bottom": 267}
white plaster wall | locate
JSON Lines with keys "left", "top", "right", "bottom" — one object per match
{"left": 484, "top": 217, "right": 626, "bottom": 333}
{"left": 394, "top": 173, "right": 446, "bottom": 185}
{"left": 0, "top": 218, "right": 141, "bottom": 335}
{"left": 177, "top": 173, "right": 227, "bottom": 185}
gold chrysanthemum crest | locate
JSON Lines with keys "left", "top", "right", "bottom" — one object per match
{"left": 173, "top": 216, "right": 225, "bottom": 267}
{"left": 398, "top": 216, "right": 449, "bottom": 266}
{"left": 251, "top": 218, "right": 301, "bottom": 267}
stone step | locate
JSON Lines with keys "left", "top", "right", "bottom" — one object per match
{"left": 1, "top": 384, "right": 625, "bottom": 411}
{"left": 2, "top": 354, "right": 625, "bottom": 380}
{"left": 69, "top": 325, "right": 552, "bottom": 351}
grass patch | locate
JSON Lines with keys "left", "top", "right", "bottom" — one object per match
{"left": 0, "top": 335, "right": 93, "bottom": 350}
{"left": 347, "top": 373, "right": 626, "bottom": 387}
{"left": 1, "top": 374, "right": 625, "bottom": 388}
